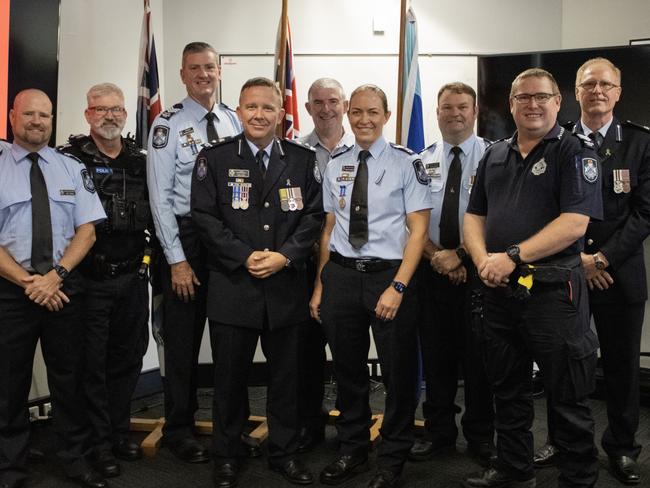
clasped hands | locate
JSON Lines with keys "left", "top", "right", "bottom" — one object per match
{"left": 246, "top": 250, "right": 287, "bottom": 279}
{"left": 430, "top": 249, "right": 466, "bottom": 285}
{"left": 22, "top": 271, "right": 69, "bottom": 312}
{"left": 477, "top": 253, "right": 516, "bottom": 288}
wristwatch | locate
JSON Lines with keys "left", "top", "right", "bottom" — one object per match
{"left": 455, "top": 247, "right": 468, "bottom": 261}
{"left": 506, "top": 245, "right": 523, "bottom": 265}
{"left": 593, "top": 253, "right": 606, "bottom": 270}
{"left": 391, "top": 281, "right": 407, "bottom": 293}
{"left": 53, "top": 264, "right": 69, "bottom": 280}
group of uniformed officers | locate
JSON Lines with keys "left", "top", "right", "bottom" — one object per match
{"left": 0, "top": 40, "right": 647, "bottom": 488}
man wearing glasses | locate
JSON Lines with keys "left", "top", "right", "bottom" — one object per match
{"left": 61, "top": 83, "right": 151, "bottom": 479}
{"left": 463, "top": 68, "right": 602, "bottom": 488}
{"left": 535, "top": 57, "right": 650, "bottom": 486}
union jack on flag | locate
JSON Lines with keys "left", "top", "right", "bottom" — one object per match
{"left": 136, "top": 0, "right": 162, "bottom": 148}
{"left": 275, "top": 19, "right": 300, "bottom": 139}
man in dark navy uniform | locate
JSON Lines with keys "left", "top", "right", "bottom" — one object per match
{"left": 463, "top": 68, "right": 602, "bottom": 488}
{"left": 534, "top": 57, "right": 650, "bottom": 486}
{"left": 191, "top": 77, "right": 324, "bottom": 488}
{"left": 61, "top": 83, "right": 151, "bottom": 479}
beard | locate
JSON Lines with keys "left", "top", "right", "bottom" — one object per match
{"left": 94, "top": 123, "right": 122, "bottom": 140}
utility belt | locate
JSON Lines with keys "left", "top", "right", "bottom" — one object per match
{"left": 83, "top": 253, "right": 144, "bottom": 279}
{"left": 330, "top": 252, "right": 401, "bottom": 273}
{"left": 510, "top": 254, "right": 581, "bottom": 300}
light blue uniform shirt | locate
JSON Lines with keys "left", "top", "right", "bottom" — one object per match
{"left": 421, "top": 134, "right": 488, "bottom": 247}
{"left": 147, "top": 96, "right": 242, "bottom": 264}
{"left": 300, "top": 129, "right": 355, "bottom": 176}
{"left": 245, "top": 138, "right": 274, "bottom": 169}
{"left": 0, "top": 142, "right": 106, "bottom": 271}
{"left": 323, "top": 136, "right": 433, "bottom": 260}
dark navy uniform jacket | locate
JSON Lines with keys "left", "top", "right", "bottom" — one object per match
{"left": 467, "top": 123, "right": 602, "bottom": 262}
{"left": 190, "top": 133, "right": 324, "bottom": 330}
{"left": 571, "top": 119, "right": 650, "bottom": 304}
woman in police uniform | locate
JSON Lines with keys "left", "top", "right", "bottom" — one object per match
{"left": 310, "top": 84, "right": 432, "bottom": 488}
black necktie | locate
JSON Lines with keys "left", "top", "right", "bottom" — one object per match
{"left": 588, "top": 131, "right": 602, "bottom": 150}
{"left": 439, "top": 146, "right": 462, "bottom": 249}
{"left": 28, "top": 152, "right": 53, "bottom": 274}
{"left": 348, "top": 150, "right": 370, "bottom": 249}
{"left": 256, "top": 149, "right": 266, "bottom": 178}
{"left": 205, "top": 112, "right": 219, "bottom": 143}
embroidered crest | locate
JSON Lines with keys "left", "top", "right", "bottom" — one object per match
{"left": 582, "top": 157, "right": 598, "bottom": 183}
{"left": 196, "top": 157, "right": 208, "bottom": 181}
{"left": 313, "top": 164, "right": 322, "bottom": 184}
{"left": 81, "top": 168, "right": 96, "bottom": 193}
{"left": 531, "top": 158, "right": 547, "bottom": 176}
{"left": 413, "top": 159, "right": 429, "bottom": 185}
{"left": 152, "top": 126, "right": 169, "bottom": 149}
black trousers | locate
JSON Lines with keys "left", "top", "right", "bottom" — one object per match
{"left": 82, "top": 271, "right": 149, "bottom": 452}
{"left": 0, "top": 275, "right": 91, "bottom": 486}
{"left": 209, "top": 321, "right": 303, "bottom": 465}
{"left": 415, "top": 262, "right": 494, "bottom": 445}
{"left": 482, "top": 268, "right": 598, "bottom": 488}
{"left": 160, "top": 218, "right": 209, "bottom": 441}
{"left": 321, "top": 261, "right": 418, "bottom": 474}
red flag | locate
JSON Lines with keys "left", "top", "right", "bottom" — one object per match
{"left": 136, "top": 0, "right": 161, "bottom": 148}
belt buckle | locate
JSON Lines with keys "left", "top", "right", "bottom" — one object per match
{"left": 355, "top": 260, "right": 367, "bottom": 272}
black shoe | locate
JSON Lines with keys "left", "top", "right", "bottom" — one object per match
{"left": 319, "top": 454, "right": 368, "bottom": 485}
{"left": 368, "top": 470, "right": 400, "bottom": 488}
{"left": 68, "top": 470, "right": 109, "bottom": 488}
{"left": 464, "top": 468, "right": 536, "bottom": 487}
{"left": 408, "top": 438, "right": 455, "bottom": 462}
{"left": 92, "top": 450, "right": 120, "bottom": 478}
{"left": 112, "top": 439, "right": 142, "bottom": 461}
{"left": 241, "top": 433, "right": 261, "bottom": 458}
{"left": 167, "top": 437, "right": 210, "bottom": 463}
{"left": 609, "top": 456, "right": 640, "bottom": 485}
{"left": 532, "top": 443, "right": 558, "bottom": 469}
{"left": 270, "top": 458, "right": 313, "bottom": 485}
{"left": 467, "top": 442, "right": 497, "bottom": 467}
{"left": 214, "top": 462, "right": 240, "bottom": 488}
{"left": 297, "top": 426, "right": 325, "bottom": 453}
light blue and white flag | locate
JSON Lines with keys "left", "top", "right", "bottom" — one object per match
{"left": 401, "top": 6, "right": 424, "bottom": 152}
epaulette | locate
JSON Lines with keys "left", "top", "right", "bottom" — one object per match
{"left": 219, "top": 102, "right": 237, "bottom": 113}
{"left": 284, "top": 138, "right": 316, "bottom": 152}
{"left": 331, "top": 145, "right": 353, "bottom": 159}
{"left": 56, "top": 146, "right": 85, "bottom": 165}
{"left": 68, "top": 133, "right": 88, "bottom": 145}
{"left": 482, "top": 138, "right": 493, "bottom": 147}
{"left": 623, "top": 120, "right": 650, "bottom": 133}
{"left": 203, "top": 135, "right": 236, "bottom": 151}
{"left": 123, "top": 136, "right": 147, "bottom": 157}
{"left": 160, "top": 103, "right": 183, "bottom": 121}
{"left": 390, "top": 142, "right": 414, "bottom": 155}
{"left": 421, "top": 142, "right": 438, "bottom": 154}
{"left": 574, "top": 132, "right": 595, "bottom": 149}
{"left": 561, "top": 120, "right": 576, "bottom": 131}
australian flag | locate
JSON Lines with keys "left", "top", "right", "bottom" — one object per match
{"left": 136, "top": 0, "right": 162, "bottom": 148}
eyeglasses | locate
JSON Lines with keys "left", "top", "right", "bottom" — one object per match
{"left": 577, "top": 80, "right": 619, "bottom": 92}
{"left": 88, "top": 106, "right": 126, "bottom": 116}
{"left": 511, "top": 93, "right": 558, "bottom": 104}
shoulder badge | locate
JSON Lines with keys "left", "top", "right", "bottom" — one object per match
{"left": 159, "top": 103, "right": 183, "bottom": 121}
{"left": 412, "top": 159, "right": 429, "bottom": 185}
{"left": 390, "top": 142, "right": 414, "bottom": 155}
{"left": 313, "top": 163, "right": 322, "bottom": 184}
{"left": 195, "top": 156, "right": 208, "bottom": 181}
{"left": 331, "top": 146, "right": 353, "bottom": 160}
{"left": 151, "top": 125, "right": 169, "bottom": 149}
{"left": 80, "top": 168, "right": 96, "bottom": 193}
{"left": 581, "top": 156, "right": 599, "bottom": 183}
{"left": 284, "top": 138, "right": 316, "bottom": 152}
{"left": 623, "top": 120, "right": 650, "bottom": 133}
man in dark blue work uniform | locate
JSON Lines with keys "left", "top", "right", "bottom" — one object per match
{"left": 534, "top": 57, "right": 650, "bottom": 486}
{"left": 463, "top": 68, "right": 602, "bottom": 488}
{"left": 61, "top": 83, "right": 152, "bottom": 479}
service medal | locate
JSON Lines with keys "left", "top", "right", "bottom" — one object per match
{"left": 279, "top": 188, "right": 290, "bottom": 211}
{"left": 339, "top": 197, "right": 346, "bottom": 209}
{"left": 293, "top": 187, "right": 304, "bottom": 210}
{"left": 240, "top": 185, "right": 250, "bottom": 209}
{"left": 613, "top": 180, "right": 624, "bottom": 194}
{"left": 613, "top": 169, "right": 631, "bottom": 193}
{"left": 231, "top": 184, "right": 241, "bottom": 209}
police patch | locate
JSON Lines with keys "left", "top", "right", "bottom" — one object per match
{"left": 582, "top": 157, "right": 598, "bottom": 183}
{"left": 313, "top": 164, "right": 322, "bottom": 184}
{"left": 152, "top": 125, "right": 169, "bottom": 149}
{"left": 196, "top": 157, "right": 208, "bottom": 181}
{"left": 81, "top": 168, "right": 96, "bottom": 193}
{"left": 413, "top": 159, "right": 429, "bottom": 185}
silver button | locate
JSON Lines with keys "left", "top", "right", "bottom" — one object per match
{"left": 263, "top": 224, "right": 270, "bottom": 231}
{"left": 263, "top": 248, "right": 269, "bottom": 252}
{"left": 264, "top": 202, "right": 270, "bottom": 208}
{"left": 587, "top": 238, "right": 594, "bottom": 246}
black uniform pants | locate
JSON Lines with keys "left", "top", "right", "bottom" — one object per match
{"left": 592, "top": 301, "right": 644, "bottom": 459}
{"left": 160, "top": 218, "right": 209, "bottom": 441}
{"left": 0, "top": 275, "right": 91, "bottom": 486}
{"left": 82, "top": 271, "right": 149, "bottom": 452}
{"left": 482, "top": 268, "right": 598, "bottom": 488}
{"left": 209, "top": 320, "right": 302, "bottom": 465}
{"left": 321, "top": 261, "right": 418, "bottom": 474}
{"left": 415, "top": 262, "right": 494, "bottom": 445}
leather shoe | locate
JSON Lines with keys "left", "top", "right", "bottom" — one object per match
{"left": 214, "top": 462, "right": 240, "bottom": 488}
{"left": 467, "top": 442, "right": 497, "bottom": 467}
{"left": 112, "top": 438, "right": 142, "bottom": 461}
{"left": 320, "top": 454, "right": 368, "bottom": 485}
{"left": 68, "top": 470, "right": 109, "bottom": 488}
{"left": 408, "top": 438, "right": 455, "bottom": 462}
{"left": 297, "top": 426, "right": 325, "bottom": 453}
{"left": 609, "top": 456, "right": 640, "bottom": 485}
{"left": 92, "top": 450, "right": 120, "bottom": 478}
{"left": 533, "top": 443, "right": 558, "bottom": 468}
{"left": 270, "top": 458, "right": 313, "bottom": 485}
{"left": 241, "top": 433, "right": 261, "bottom": 458}
{"left": 464, "top": 468, "right": 536, "bottom": 487}
{"left": 368, "top": 470, "right": 400, "bottom": 488}
{"left": 167, "top": 437, "right": 209, "bottom": 463}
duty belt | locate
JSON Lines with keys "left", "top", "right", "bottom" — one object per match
{"left": 511, "top": 254, "right": 581, "bottom": 300}
{"left": 330, "top": 252, "right": 401, "bottom": 273}
{"left": 86, "top": 253, "right": 143, "bottom": 279}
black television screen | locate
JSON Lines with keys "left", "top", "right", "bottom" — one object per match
{"left": 477, "top": 45, "right": 650, "bottom": 141}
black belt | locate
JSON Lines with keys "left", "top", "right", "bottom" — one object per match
{"left": 85, "top": 253, "right": 143, "bottom": 279}
{"left": 330, "top": 252, "right": 401, "bottom": 273}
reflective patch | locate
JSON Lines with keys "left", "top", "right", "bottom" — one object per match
{"left": 582, "top": 157, "right": 598, "bottom": 183}
{"left": 413, "top": 159, "right": 429, "bottom": 185}
{"left": 81, "top": 168, "right": 96, "bottom": 193}
{"left": 152, "top": 125, "right": 169, "bottom": 149}
{"left": 196, "top": 157, "right": 208, "bottom": 181}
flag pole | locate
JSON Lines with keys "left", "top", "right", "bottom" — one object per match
{"left": 395, "top": 0, "right": 407, "bottom": 144}
{"left": 275, "top": 0, "right": 289, "bottom": 138}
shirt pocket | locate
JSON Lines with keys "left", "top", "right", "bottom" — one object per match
{"left": 0, "top": 189, "right": 31, "bottom": 239}
{"left": 47, "top": 190, "right": 76, "bottom": 241}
